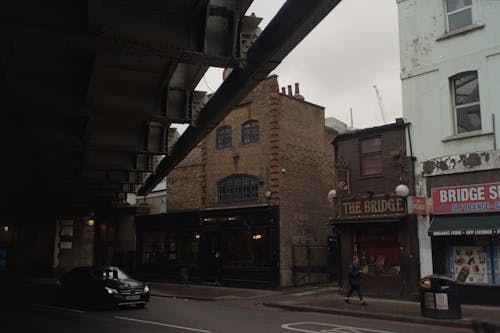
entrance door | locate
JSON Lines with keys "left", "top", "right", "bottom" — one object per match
{"left": 201, "top": 231, "right": 222, "bottom": 280}
{"left": 328, "top": 235, "right": 339, "bottom": 282}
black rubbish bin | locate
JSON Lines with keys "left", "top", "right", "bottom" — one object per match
{"left": 420, "top": 275, "right": 461, "bottom": 319}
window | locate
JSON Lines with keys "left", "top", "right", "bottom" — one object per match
{"left": 358, "top": 226, "right": 401, "bottom": 276}
{"left": 217, "top": 175, "right": 259, "bottom": 203}
{"left": 445, "top": 0, "right": 472, "bottom": 31}
{"left": 451, "top": 71, "right": 481, "bottom": 133}
{"left": 242, "top": 120, "right": 259, "bottom": 144}
{"left": 216, "top": 126, "right": 231, "bottom": 149}
{"left": 360, "top": 137, "right": 382, "bottom": 176}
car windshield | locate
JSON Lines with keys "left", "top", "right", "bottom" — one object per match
{"left": 92, "top": 267, "right": 130, "bottom": 280}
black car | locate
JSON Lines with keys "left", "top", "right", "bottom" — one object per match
{"left": 55, "top": 266, "right": 150, "bottom": 308}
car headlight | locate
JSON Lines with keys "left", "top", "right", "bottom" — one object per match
{"left": 105, "top": 287, "right": 119, "bottom": 295}
{"left": 144, "top": 285, "right": 150, "bottom": 293}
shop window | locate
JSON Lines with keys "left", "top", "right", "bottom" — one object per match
{"left": 216, "top": 126, "right": 232, "bottom": 149}
{"left": 358, "top": 227, "right": 400, "bottom": 276}
{"left": 359, "top": 137, "right": 382, "bottom": 176}
{"left": 176, "top": 230, "right": 200, "bottom": 265}
{"left": 448, "top": 246, "right": 490, "bottom": 284}
{"left": 217, "top": 175, "right": 259, "bottom": 203}
{"left": 142, "top": 231, "right": 165, "bottom": 265}
{"left": 445, "top": 0, "right": 473, "bottom": 32}
{"left": 242, "top": 120, "right": 259, "bottom": 144}
{"left": 221, "top": 227, "right": 270, "bottom": 267}
{"left": 451, "top": 71, "right": 481, "bottom": 134}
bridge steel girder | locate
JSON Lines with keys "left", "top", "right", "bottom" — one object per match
{"left": 138, "top": 0, "right": 343, "bottom": 196}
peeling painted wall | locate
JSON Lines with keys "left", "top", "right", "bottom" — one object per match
{"left": 422, "top": 149, "right": 500, "bottom": 176}
{"left": 398, "top": 0, "right": 500, "bottom": 278}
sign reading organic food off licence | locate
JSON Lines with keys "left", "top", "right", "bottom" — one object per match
{"left": 432, "top": 182, "right": 500, "bottom": 214}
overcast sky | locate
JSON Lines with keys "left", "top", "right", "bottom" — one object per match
{"left": 194, "top": 0, "right": 402, "bottom": 130}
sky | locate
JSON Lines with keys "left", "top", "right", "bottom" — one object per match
{"left": 193, "top": 0, "right": 402, "bottom": 130}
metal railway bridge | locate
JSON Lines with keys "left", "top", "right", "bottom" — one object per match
{"left": 0, "top": 0, "right": 341, "bottom": 273}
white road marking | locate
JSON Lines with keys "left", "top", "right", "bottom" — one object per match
{"left": 115, "top": 316, "right": 211, "bottom": 333}
{"left": 281, "top": 322, "right": 396, "bottom": 333}
{"left": 31, "top": 304, "right": 85, "bottom": 313}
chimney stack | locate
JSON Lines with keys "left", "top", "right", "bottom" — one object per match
{"left": 294, "top": 82, "right": 305, "bottom": 101}
{"left": 287, "top": 85, "right": 293, "bottom": 96}
{"left": 281, "top": 87, "right": 286, "bottom": 94}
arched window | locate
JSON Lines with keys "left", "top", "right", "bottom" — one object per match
{"left": 216, "top": 126, "right": 232, "bottom": 149}
{"left": 242, "top": 120, "right": 259, "bottom": 144}
{"left": 217, "top": 175, "right": 259, "bottom": 203}
{"left": 451, "top": 71, "right": 481, "bottom": 134}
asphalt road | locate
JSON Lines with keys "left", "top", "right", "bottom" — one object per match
{"left": 0, "top": 295, "right": 474, "bottom": 333}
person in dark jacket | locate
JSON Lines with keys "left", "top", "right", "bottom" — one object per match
{"left": 344, "top": 256, "right": 367, "bottom": 305}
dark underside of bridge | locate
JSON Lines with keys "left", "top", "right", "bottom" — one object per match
{"left": 1, "top": 0, "right": 341, "bottom": 217}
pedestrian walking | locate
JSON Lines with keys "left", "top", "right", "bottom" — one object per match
{"left": 344, "top": 256, "right": 367, "bottom": 305}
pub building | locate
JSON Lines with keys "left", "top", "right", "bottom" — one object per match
{"left": 427, "top": 179, "right": 500, "bottom": 305}
{"left": 135, "top": 205, "right": 280, "bottom": 288}
{"left": 330, "top": 120, "right": 420, "bottom": 298}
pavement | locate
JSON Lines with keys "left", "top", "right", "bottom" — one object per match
{"left": 148, "top": 282, "right": 500, "bottom": 330}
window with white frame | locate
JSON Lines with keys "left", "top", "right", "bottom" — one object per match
{"left": 445, "top": 0, "right": 473, "bottom": 31}
{"left": 451, "top": 71, "right": 481, "bottom": 134}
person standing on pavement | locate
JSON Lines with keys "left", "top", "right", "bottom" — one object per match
{"left": 344, "top": 256, "right": 367, "bottom": 305}
{"left": 214, "top": 250, "right": 222, "bottom": 286}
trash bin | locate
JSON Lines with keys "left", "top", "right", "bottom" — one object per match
{"left": 420, "top": 275, "right": 461, "bottom": 319}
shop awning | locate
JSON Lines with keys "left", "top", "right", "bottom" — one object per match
{"left": 429, "top": 215, "right": 500, "bottom": 236}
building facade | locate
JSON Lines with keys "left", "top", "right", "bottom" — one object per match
{"left": 330, "top": 120, "right": 420, "bottom": 298}
{"left": 136, "top": 76, "right": 342, "bottom": 287}
{"left": 398, "top": 0, "right": 500, "bottom": 304}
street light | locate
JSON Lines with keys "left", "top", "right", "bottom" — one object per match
{"left": 395, "top": 184, "right": 410, "bottom": 198}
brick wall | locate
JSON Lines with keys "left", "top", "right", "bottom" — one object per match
{"left": 166, "top": 76, "right": 339, "bottom": 287}
{"left": 204, "top": 76, "right": 280, "bottom": 207}
{"left": 334, "top": 124, "right": 412, "bottom": 196}
{"left": 166, "top": 144, "right": 203, "bottom": 211}
{"left": 278, "top": 95, "right": 336, "bottom": 286}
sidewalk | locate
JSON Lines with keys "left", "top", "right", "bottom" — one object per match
{"left": 149, "top": 282, "right": 500, "bottom": 329}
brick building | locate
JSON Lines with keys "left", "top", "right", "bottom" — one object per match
{"left": 330, "top": 120, "right": 420, "bottom": 298}
{"left": 135, "top": 75, "right": 342, "bottom": 287}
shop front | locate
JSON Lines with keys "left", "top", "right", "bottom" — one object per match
{"left": 429, "top": 182, "right": 500, "bottom": 305}
{"left": 135, "top": 205, "right": 280, "bottom": 288}
{"left": 331, "top": 194, "right": 419, "bottom": 298}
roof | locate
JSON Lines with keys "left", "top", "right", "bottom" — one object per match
{"left": 332, "top": 119, "right": 408, "bottom": 144}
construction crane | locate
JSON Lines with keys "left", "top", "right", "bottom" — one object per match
{"left": 373, "top": 84, "right": 388, "bottom": 124}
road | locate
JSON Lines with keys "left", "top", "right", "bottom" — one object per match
{"left": 0, "top": 295, "right": 473, "bottom": 333}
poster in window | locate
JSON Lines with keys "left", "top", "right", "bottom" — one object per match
{"left": 451, "top": 247, "right": 489, "bottom": 284}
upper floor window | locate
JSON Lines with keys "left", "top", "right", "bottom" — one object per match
{"left": 216, "top": 126, "right": 232, "bottom": 149}
{"left": 217, "top": 175, "right": 259, "bottom": 203}
{"left": 360, "top": 137, "right": 382, "bottom": 176}
{"left": 242, "top": 120, "right": 259, "bottom": 144}
{"left": 445, "top": 0, "right": 472, "bottom": 31}
{"left": 451, "top": 71, "right": 481, "bottom": 133}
